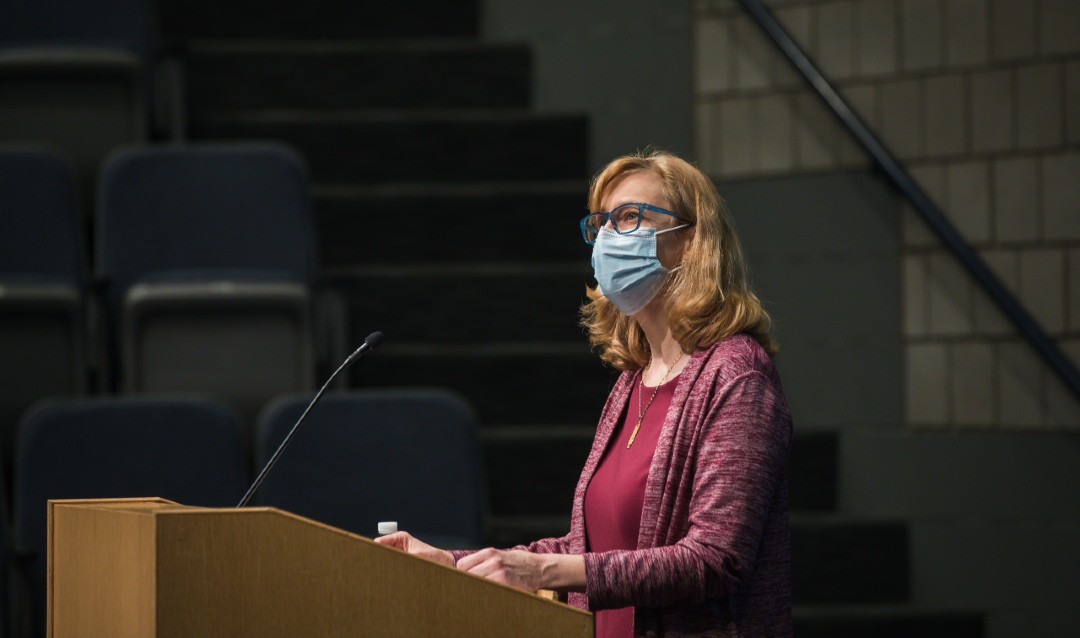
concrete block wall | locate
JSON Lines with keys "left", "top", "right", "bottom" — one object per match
{"left": 695, "top": 0, "right": 1080, "bottom": 430}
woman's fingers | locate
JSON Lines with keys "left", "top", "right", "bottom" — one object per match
{"left": 373, "top": 531, "right": 411, "bottom": 550}
{"left": 455, "top": 547, "right": 497, "bottom": 572}
{"left": 458, "top": 549, "right": 542, "bottom": 591}
{"left": 374, "top": 531, "right": 454, "bottom": 567}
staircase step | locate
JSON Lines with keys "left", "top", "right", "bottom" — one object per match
{"left": 186, "top": 42, "right": 530, "bottom": 111}
{"left": 481, "top": 426, "right": 593, "bottom": 519}
{"left": 486, "top": 515, "right": 570, "bottom": 548}
{"left": 330, "top": 267, "right": 592, "bottom": 344}
{"left": 481, "top": 426, "right": 591, "bottom": 524}
{"left": 160, "top": 0, "right": 479, "bottom": 42}
{"left": 190, "top": 111, "right": 589, "bottom": 184}
{"left": 793, "top": 606, "right": 983, "bottom": 638}
{"left": 789, "top": 431, "right": 838, "bottom": 512}
{"left": 314, "top": 181, "right": 589, "bottom": 266}
{"left": 349, "top": 345, "right": 617, "bottom": 425}
{"left": 792, "top": 515, "right": 909, "bottom": 604}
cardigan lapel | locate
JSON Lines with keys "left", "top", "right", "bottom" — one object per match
{"left": 636, "top": 346, "right": 709, "bottom": 549}
{"left": 589, "top": 371, "right": 635, "bottom": 465}
{"left": 569, "top": 369, "right": 635, "bottom": 553}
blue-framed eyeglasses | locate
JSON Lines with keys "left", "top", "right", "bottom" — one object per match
{"left": 579, "top": 202, "right": 691, "bottom": 245}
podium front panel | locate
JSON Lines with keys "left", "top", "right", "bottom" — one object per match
{"left": 49, "top": 500, "right": 593, "bottom": 638}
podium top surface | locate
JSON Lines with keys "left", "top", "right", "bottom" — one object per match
{"left": 50, "top": 497, "right": 380, "bottom": 540}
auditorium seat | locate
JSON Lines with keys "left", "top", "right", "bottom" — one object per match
{"left": 98, "top": 144, "right": 317, "bottom": 427}
{"left": 0, "top": 0, "right": 158, "bottom": 218}
{"left": 255, "top": 390, "right": 486, "bottom": 548}
{"left": 0, "top": 148, "right": 87, "bottom": 480}
{"left": 12, "top": 397, "right": 248, "bottom": 637}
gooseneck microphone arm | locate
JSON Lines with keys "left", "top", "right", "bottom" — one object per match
{"left": 237, "top": 330, "right": 385, "bottom": 508}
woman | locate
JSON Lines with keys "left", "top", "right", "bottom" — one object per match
{"left": 377, "top": 150, "right": 792, "bottom": 637}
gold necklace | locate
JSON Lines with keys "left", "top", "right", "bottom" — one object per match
{"left": 627, "top": 350, "right": 684, "bottom": 448}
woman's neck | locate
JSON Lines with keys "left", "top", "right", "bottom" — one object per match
{"left": 635, "top": 300, "right": 685, "bottom": 384}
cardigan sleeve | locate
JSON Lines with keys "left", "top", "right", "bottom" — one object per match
{"left": 582, "top": 369, "right": 791, "bottom": 609}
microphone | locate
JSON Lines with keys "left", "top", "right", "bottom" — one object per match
{"left": 237, "top": 331, "right": 385, "bottom": 507}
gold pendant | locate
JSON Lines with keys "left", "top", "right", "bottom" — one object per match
{"left": 626, "top": 419, "right": 644, "bottom": 448}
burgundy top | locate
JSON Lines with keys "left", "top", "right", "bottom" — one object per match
{"left": 452, "top": 334, "right": 793, "bottom": 637}
{"left": 584, "top": 375, "right": 679, "bottom": 638}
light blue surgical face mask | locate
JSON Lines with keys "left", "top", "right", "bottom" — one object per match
{"left": 591, "top": 225, "right": 689, "bottom": 315}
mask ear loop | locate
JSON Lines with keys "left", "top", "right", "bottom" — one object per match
{"left": 655, "top": 223, "right": 691, "bottom": 236}
{"left": 657, "top": 223, "right": 692, "bottom": 274}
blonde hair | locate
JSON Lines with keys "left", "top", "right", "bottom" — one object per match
{"left": 580, "top": 150, "right": 777, "bottom": 370}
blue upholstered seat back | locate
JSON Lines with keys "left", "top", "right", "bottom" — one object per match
{"left": 256, "top": 390, "right": 485, "bottom": 548}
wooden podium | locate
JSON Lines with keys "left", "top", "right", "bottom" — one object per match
{"left": 47, "top": 498, "right": 593, "bottom": 638}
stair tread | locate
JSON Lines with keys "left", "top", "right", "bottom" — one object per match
{"left": 187, "top": 39, "right": 525, "bottom": 54}
{"left": 195, "top": 108, "right": 578, "bottom": 122}
{"left": 794, "top": 604, "right": 983, "bottom": 616}
{"left": 793, "top": 605, "right": 984, "bottom": 638}
{"left": 186, "top": 44, "right": 531, "bottom": 110}
{"left": 488, "top": 514, "right": 572, "bottom": 526}
{"left": 479, "top": 425, "right": 595, "bottom": 440}
{"left": 337, "top": 278, "right": 587, "bottom": 343}
{"left": 316, "top": 184, "right": 589, "bottom": 264}
{"left": 160, "top": 0, "right": 480, "bottom": 40}
{"left": 373, "top": 343, "right": 592, "bottom": 357}
{"left": 325, "top": 263, "right": 587, "bottom": 278}
{"left": 350, "top": 348, "right": 616, "bottom": 425}
{"left": 192, "top": 114, "right": 589, "bottom": 183}
{"left": 790, "top": 513, "right": 907, "bottom": 526}
{"left": 313, "top": 180, "right": 585, "bottom": 198}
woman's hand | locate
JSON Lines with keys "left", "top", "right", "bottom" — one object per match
{"left": 373, "top": 531, "right": 455, "bottom": 567}
{"left": 456, "top": 549, "right": 586, "bottom": 593}
{"left": 456, "top": 548, "right": 547, "bottom": 592}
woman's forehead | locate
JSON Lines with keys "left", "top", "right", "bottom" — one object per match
{"left": 601, "top": 171, "right": 669, "bottom": 210}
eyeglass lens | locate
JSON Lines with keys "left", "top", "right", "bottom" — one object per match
{"left": 582, "top": 204, "right": 644, "bottom": 242}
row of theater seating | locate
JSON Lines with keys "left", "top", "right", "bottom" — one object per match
{"left": 1, "top": 0, "right": 178, "bottom": 214}
{"left": 1, "top": 0, "right": 341, "bottom": 472}
{"left": 1, "top": 390, "right": 485, "bottom": 638}
{"left": 0, "top": 144, "right": 347, "bottom": 481}
{"left": 2, "top": 9, "right": 427, "bottom": 637}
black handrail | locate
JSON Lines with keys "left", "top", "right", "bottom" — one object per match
{"left": 735, "top": 0, "right": 1080, "bottom": 402}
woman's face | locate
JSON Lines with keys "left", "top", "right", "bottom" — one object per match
{"left": 600, "top": 171, "right": 691, "bottom": 270}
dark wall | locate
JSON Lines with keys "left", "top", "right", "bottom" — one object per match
{"left": 724, "top": 171, "right": 1080, "bottom": 636}
{"left": 722, "top": 171, "right": 904, "bottom": 430}
{"left": 483, "top": 0, "right": 694, "bottom": 171}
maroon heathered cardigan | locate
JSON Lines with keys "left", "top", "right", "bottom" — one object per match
{"left": 454, "top": 334, "right": 793, "bottom": 637}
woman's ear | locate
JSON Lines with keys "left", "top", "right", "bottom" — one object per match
{"left": 679, "top": 226, "right": 696, "bottom": 259}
